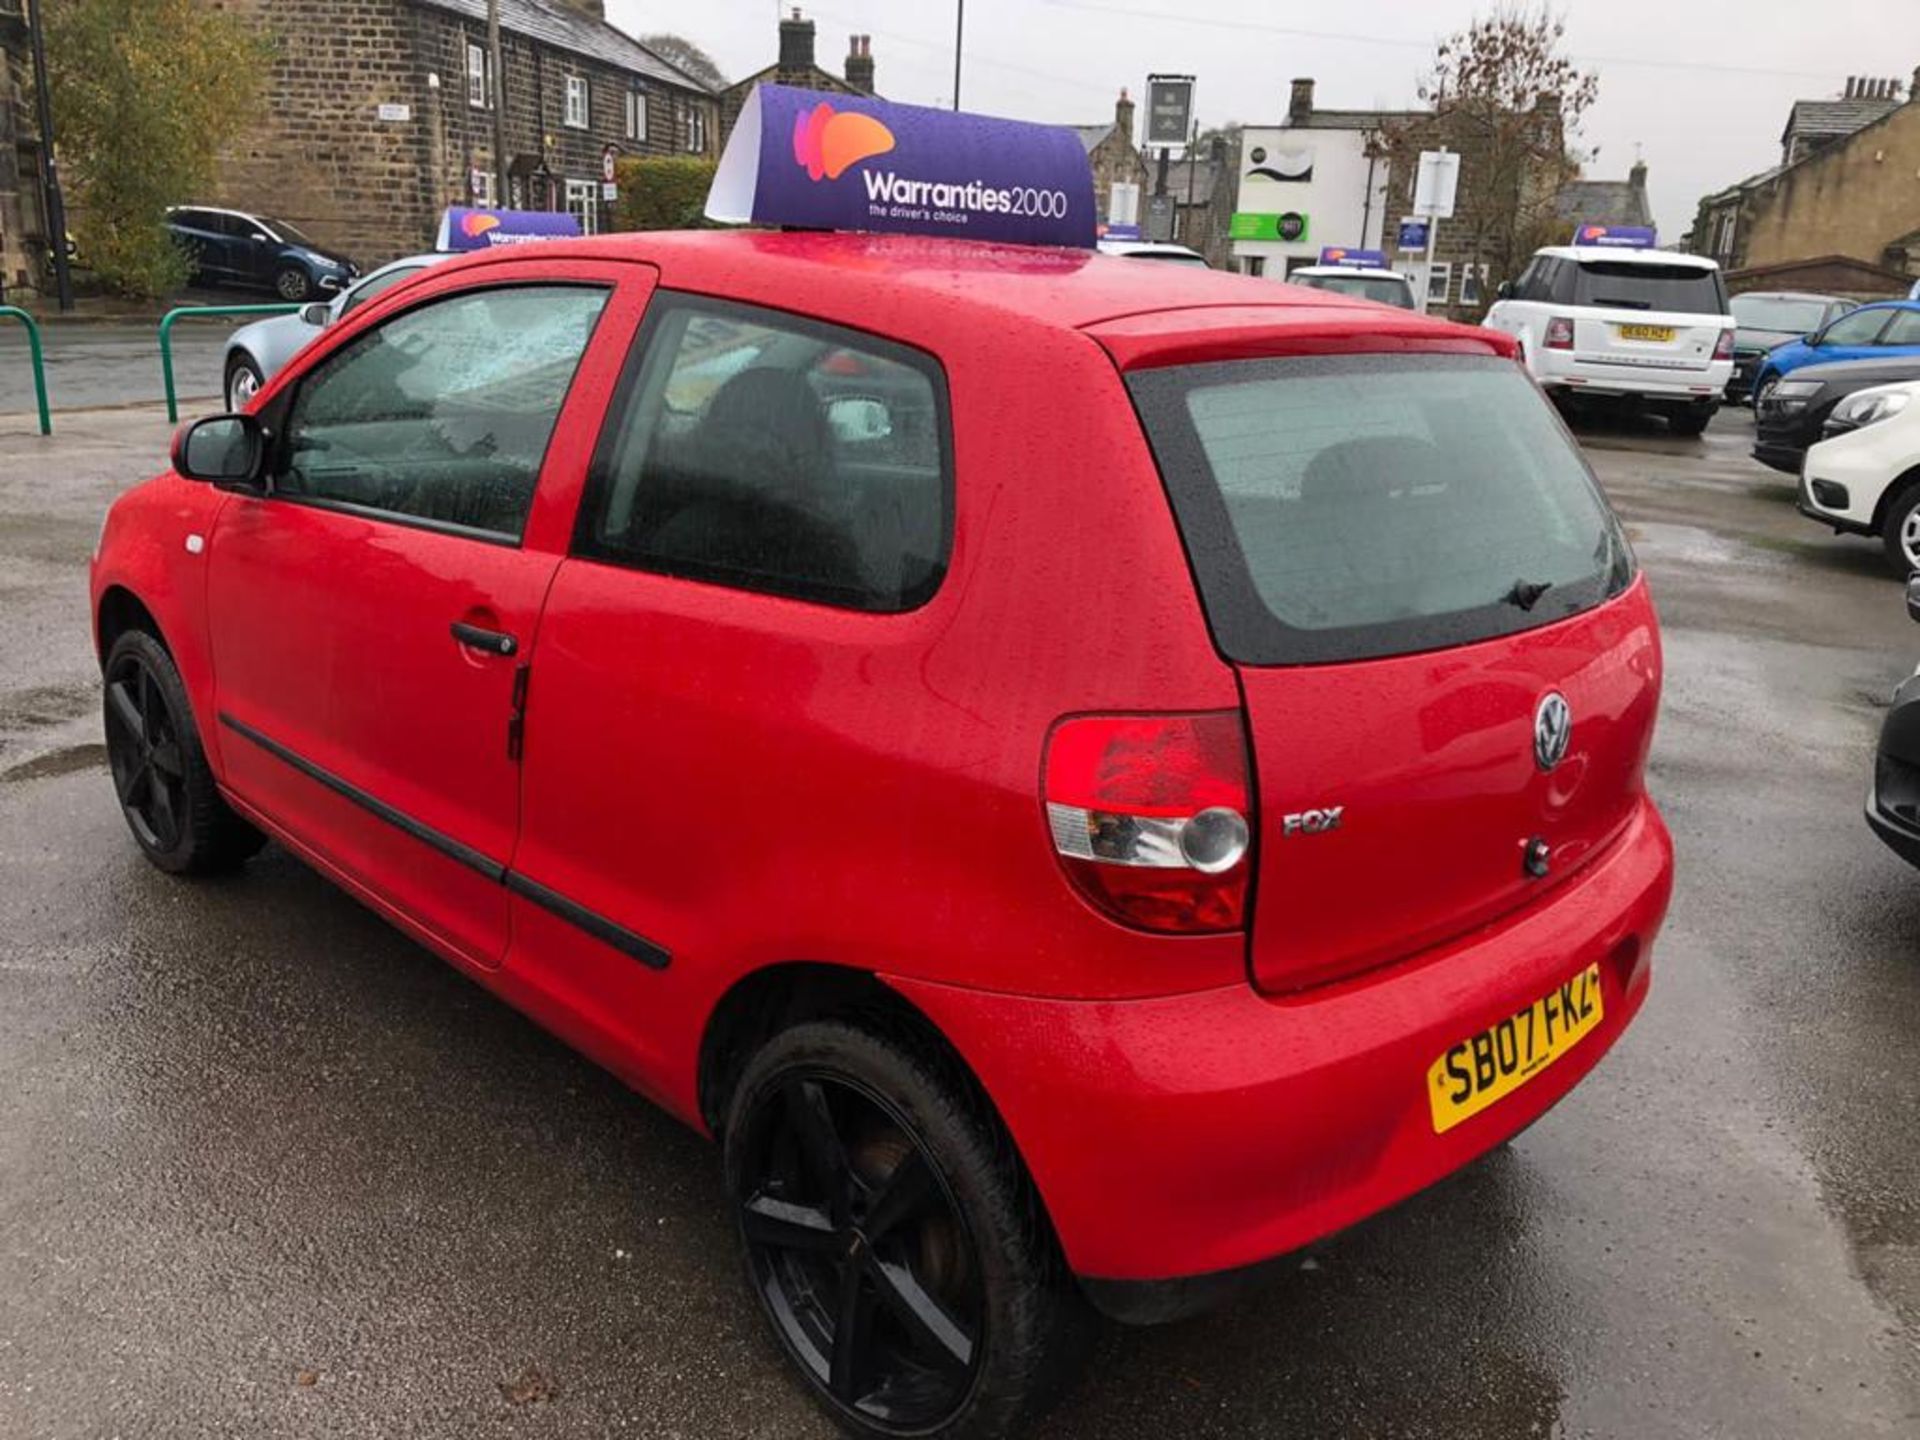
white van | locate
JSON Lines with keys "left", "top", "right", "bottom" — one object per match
{"left": 1484, "top": 242, "right": 1734, "bottom": 435}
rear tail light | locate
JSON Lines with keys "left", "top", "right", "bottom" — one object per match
{"left": 1713, "top": 329, "right": 1735, "bottom": 361}
{"left": 1043, "top": 711, "right": 1253, "bottom": 934}
{"left": 1544, "top": 316, "right": 1575, "bottom": 351}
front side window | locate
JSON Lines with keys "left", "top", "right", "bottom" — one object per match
{"left": 1127, "top": 353, "right": 1634, "bottom": 664}
{"left": 576, "top": 294, "right": 953, "bottom": 612}
{"left": 274, "top": 285, "right": 609, "bottom": 542}
{"left": 340, "top": 264, "right": 424, "bottom": 316}
{"left": 565, "top": 75, "right": 590, "bottom": 129}
{"left": 1874, "top": 309, "right": 1920, "bottom": 346}
{"left": 1819, "top": 308, "right": 1892, "bottom": 345}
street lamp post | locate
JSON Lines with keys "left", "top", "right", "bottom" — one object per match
{"left": 488, "top": 0, "right": 508, "bottom": 205}
{"left": 952, "top": 0, "right": 963, "bottom": 111}
{"left": 25, "top": 0, "right": 72, "bottom": 311}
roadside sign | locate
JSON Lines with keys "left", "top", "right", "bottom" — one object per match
{"left": 1397, "top": 217, "right": 1429, "bottom": 250}
{"left": 601, "top": 144, "right": 619, "bottom": 184}
{"left": 1144, "top": 75, "right": 1194, "bottom": 147}
{"left": 1414, "top": 150, "right": 1459, "bottom": 219}
{"left": 377, "top": 102, "right": 412, "bottom": 123}
{"left": 1146, "top": 192, "right": 1175, "bottom": 242}
{"left": 602, "top": 181, "right": 619, "bottom": 202}
{"left": 1229, "top": 211, "right": 1308, "bottom": 243}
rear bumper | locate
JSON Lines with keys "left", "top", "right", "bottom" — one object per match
{"left": 1533, "top": 351, "right": 1728, "bottom": 400}
{"left": 891, "top": 796, "right": 1673, "bottom": 1312}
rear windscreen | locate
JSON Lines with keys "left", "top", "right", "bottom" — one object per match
{"left": 1572, "top": 261, "right": 1727, "bottom": 314}
{"left": 1127, "top": 354, "right": 1635, "bottom": 665}
{"left": 1297, "top": 275, "right": 1415, "bottom": 308}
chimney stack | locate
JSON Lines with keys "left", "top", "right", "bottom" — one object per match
{"left": 1629, "top": 158, "right": 1647, "bottom": 190}
{"left": 844, "top": 33, "right": 874, "bottom": 91}
{"left": 1911, "top": 65, "right": 1920, "bottom": 101}
{"left": 1288, "top": 77, "right": 1314, "bottom": 126}
{"left": 778, "top": 7, "right": 816, "bottom": 75}
{"left": 554, "top": 0, "right": 606, "bottom": 19}
{"left": 1844, "top": 76, "right": 1856, "bottom": 99}
{"left": 1115, "top": 87, "right": 1135, "bottom": 143}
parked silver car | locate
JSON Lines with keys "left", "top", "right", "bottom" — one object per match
{"left": 223, "top": 252, "right": 450, "bottom": 409}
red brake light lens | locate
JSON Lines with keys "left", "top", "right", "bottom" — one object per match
{"left": 1043, "top": 712, "right": 1253, "bottom": 934}
{"left": 1544, "top": 316, "right": 1575, "bottom": 350}
{"left": 1713, "top": 328, "right": 1735, "bottom": 361}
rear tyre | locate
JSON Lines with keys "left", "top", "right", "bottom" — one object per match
{"left": 273, "top": 265, "right": 313, "bottom": 302}
{"left": 102, "top": 630, "right": 265, "bottom": 875}
{"left": 1668, "top": 401, "right": 1714, "bottom": 437}
{"left": 1881, "top": 483, "right": 1920, "bottom": 577}
{"left": 225, "top": 353, "right": 265, "bottom": 411}
{"left": 723, "top": 1020, "right": 1093, "bottom": 1440}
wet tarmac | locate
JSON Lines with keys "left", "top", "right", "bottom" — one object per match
{"left": 1, "top": 403, "right": 1917, "bottom": 1437}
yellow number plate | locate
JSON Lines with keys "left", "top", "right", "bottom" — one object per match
{"left": 1616, "top": 323, "right": 1675, "bottom": 342}
{"left": 1428, "top": 963, "right": 1604, "bottom": 1134}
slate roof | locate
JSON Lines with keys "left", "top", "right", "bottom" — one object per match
{"left": 1555, "top": 179, "right": 1653, "bottom": 227}
{"left": 1074, "top": 124, "right": 1116, "bottom": 153}
{"left": 1781, "top": 96, "right": 1900, "bottom": 147}
{"left": 416, "top": 0, "right": 711, "bottom": 94}
{"left": 1162, "top": 158, "right": 1220, "bottom": 208}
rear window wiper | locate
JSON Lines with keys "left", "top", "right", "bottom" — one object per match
{"left": 1502, "top": 578, "right": 1554, "bottom": 612}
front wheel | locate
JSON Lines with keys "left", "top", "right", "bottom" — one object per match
{"left": 1881, "top": 484, "right": 1920, "bottom": 577}
{"left": 273, "top": 265, "right": 313, "bottom": 302}
{"left": 1753, "top": 373, "right": 1780, "bottom": 410}
{"left": 225, "top": 353, "right": 266, "bottom": 411}
{"left": 723, "top": 1020, "right": 1092, "bottom": 1439}
{"left": 102, "top": 629, "right": 265, "bottom": 874}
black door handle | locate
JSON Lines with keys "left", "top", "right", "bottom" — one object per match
{"left": 450, "top": 621, "right": 517, "bottom": 657}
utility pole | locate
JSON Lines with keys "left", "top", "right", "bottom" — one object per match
{"left": 488, "top": 0, "right": 508, "bottom": 206}
{"left": 952, "top": 0, "right": 963, "bottom": 111}
{"left": 26, "top": 0, "right": 72, "bottom": 311}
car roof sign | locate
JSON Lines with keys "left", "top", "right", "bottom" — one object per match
{"left": 1573, "top": 223, "right": 1657, "bottom": 249}
{"left": 436, "top": 207, "right": 582, "bottom": 252}
{"left": 1319, "top": 246, "right": 1387, "bottom": 268}
{"left": 707, "top": 84, "right": 1097, "bottom": 249}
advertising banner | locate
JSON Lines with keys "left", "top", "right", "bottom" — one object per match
{"left": 1573, "top": 223, "right": 1657, "bottom": 249}
{"left": 435, "top": 207, "right": 581, "bottom": 252}
{"left": 1320, "top": 247, "right": 1386, "bottom": 268}
{"left": 1396, "top": 218, "right": 1430, "bottom": 250}
{"left": 707, "top": 84, "right": 1097, "bottom": 249}
{"left": 1229, "top": 211, "right": 1308, "bottom": 243}
{"left": 1145, "top": 76, "right": 1194, "bottom": 147}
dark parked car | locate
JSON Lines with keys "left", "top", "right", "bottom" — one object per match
{"left": 1723, "top": 291, "right": 1855, "bottom": 403}
{"left": 1868, "top": 577, "right": 1920, "bottom": 870}
{"left": 164, "top": 205, "right": 358, "bottom": 302}
{"left": 1752, "top": 353, "right": 1920, "bottom": 474}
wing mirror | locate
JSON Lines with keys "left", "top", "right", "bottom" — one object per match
{"left": 172, "top": 413, "right": 266, "bottom": 487}
{"left": 299, "top": 301, "right": 332, "bottom": 326}
{"left": 1495, "top": 279, "right": 1515, "bottom": 301}
{"left": 1908, "top": 572, "right": 1920, "bottom": 624}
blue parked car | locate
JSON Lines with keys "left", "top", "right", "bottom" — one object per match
{"left": 164, "top": 205, "right": 359, "bottom": 303}
{"left": 1750, "top": 300, "right": 1920, "bottom": 406}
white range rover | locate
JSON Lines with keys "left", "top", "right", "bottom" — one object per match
{"left": 1484, "top": 240, "right": 1735, "bottom": 435}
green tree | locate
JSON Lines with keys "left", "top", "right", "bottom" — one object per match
{"left": 43, "top": 0, "right": 270, "bottom": 297}
{"left": 611, "top": 155, "right": 720, "bottom": 232}
{"left": 640, "top": 33, "right": 728, "bottom": 93}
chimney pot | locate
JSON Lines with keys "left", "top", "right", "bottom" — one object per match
{"left": 1629, "top": 158, "right": 1648, "bottom": 188}
{"left": 1115, "top": 87, "right": 1136, "bottom": 141}
{"left": 845, "top": 31, "right": 875, "bottom": 91}
{"left": 1288, "top": 77, "right": 1314, "bottom": 126}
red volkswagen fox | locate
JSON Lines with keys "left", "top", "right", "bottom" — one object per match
{"left": 91, "top": 230, "right": 1672, "bottom": 1439}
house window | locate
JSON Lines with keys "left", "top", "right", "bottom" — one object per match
{"left": 676, "top": 97, "right": 708, "bottom": 154}
{"left": 1459, "top": 263, "right": 1489, "bottom": 306}
{"left": 1244, "top": 256, "right": 1266, "bottom": 278}
{"left": 1714, "top": 211, "right": 1737, "bottom": 261}
{"left": 466, "top": 41, "right": 491, "bottom": 110}
{"left": 1426, "top": 262, "right": 1452, "bottom": 305}
{"left": 625, "top": 86, "right": 648, "bottom": 143}
{"left": 471, "top": 168, "right": 497, "bottom": 208}
{"left": 564, "top": 178, "right": 599, "bottom": 235}
{"left": 565, "top": 75, "right": 590, "bottom": 129}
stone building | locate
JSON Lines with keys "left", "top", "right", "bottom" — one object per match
{"left": 717, "top": 8, "right": 877, "bottom": 152}
{"left": 0, "top": 0, "right": 40, "bottom": 298}
{"left": 1075, "top": 90, "right": 1151, "bottom": 236}
{"left": 1160, "top": 136, "right": 1235, "bottom": 268}
{"left": 1688, "top": 71, "right": 1920, "bottom": 296}
{"left": 206, "top": 0, "right": 716, "bottom": 266}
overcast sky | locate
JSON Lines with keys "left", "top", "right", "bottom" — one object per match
{"left": 607, "top": 0, "right": 1920, "bottom": 240}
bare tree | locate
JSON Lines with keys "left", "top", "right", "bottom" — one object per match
{"left": 641, "top": 33, "right": 727, "bottom": 93}
{"left": 1390, "top": 6, "right": 1597, "bottom": 291}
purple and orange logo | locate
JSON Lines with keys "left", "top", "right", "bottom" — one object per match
{"left": 1580, "top": 224, "right": 1608, "bottom": 242}
{"left": 792, "top": 101, "right": 895, "bottom": 182}
{"left": 462, "top": 212, "right": 503, "bottom": 239}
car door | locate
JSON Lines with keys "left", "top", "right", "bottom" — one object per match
{"left": 1871, "top": 307, "right": 1920, "bottom": 359}
{"left": 504, "top": 292, "right": 954, "bottom": 1075}
{"left": 170, "top": 210, "right": 232, "bottom": 284}
{"left": 1809, "top": 306, "right": 1893, "bottom": 365}
{"left": 203, "top": 261, "right": 648, "bottom": 969}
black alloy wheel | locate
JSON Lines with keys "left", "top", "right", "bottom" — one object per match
{"left": 101, "top": 629, "right": 263, "bottom": 874}
{"left": 724, "top": 1022, "right": 1091, "bottom": 1439}
{"left": 274, "top": 264, "right": 313, "bottom": 302}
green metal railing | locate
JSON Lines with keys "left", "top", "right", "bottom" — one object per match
{"left": 160, "top": 302, "right": 303, "bottom": 422}
{"left": 0, "top": 305, "right": 50, "bottom": 435}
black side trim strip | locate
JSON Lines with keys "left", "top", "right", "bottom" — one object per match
{"left": 220, "top": 711, "right": 507, "bottom": 881}
{"left": 505, "top": 870, "right": 672, "bottom": 970}
{"left": 217, "top": 711, "right": 670, "bottom": 969}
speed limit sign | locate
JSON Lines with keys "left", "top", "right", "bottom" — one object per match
{"left": 601, "top": 144, "right": 618, "bottom": 183}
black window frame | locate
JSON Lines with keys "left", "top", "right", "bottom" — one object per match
{"left": 1124, "top": 352, "right": 1636, "bottom": 666}
{"left": 261, "top": 279, "right": 613, "bottom": 549}
{"left": 572, "top": 289, "right": 957, "bottom": 614}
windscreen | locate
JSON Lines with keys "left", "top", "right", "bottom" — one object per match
{"left": 1297, "top": 274, "right": 1415, "bottom": 308}
{"left": 1127, "top": 354, "right": 1634, "bottom": 664}
{"left": 1573, "top": 261, "right": 1726, "bottom": 314}
{"left": 1730, "top": 295, "right": 1829, "bottom": 333}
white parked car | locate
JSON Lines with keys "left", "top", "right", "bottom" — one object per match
{"left": 1285, "top": 265, "right": 1417, "bottom": 310}
{"left": 1483, "top": 242, "right": 1734, "bottom": 435}
{"left": 1798, "top": 380, "right": 1920, "bottom": 574}
{"left": 1095, "top": 239, "right": 1209, "bottom": 266}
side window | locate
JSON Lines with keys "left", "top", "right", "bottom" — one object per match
{"left": 1875, "top": 309, "right": 1920, "bottom": 346}
{"left": 340, "top": 265, "right": 423, "bottom": 315}
{"left": 576, "top": 295, "right": 953, "bottom": 612}
{"left": 1820, "top": 308, "right": 1890, "bottom": 345}
{"left": 275, "top": 284, "right": 609, "bottom": 542}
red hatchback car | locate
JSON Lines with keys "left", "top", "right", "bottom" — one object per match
{"left": 92, "top": 231, "right": 1673, "bottom": 1438}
